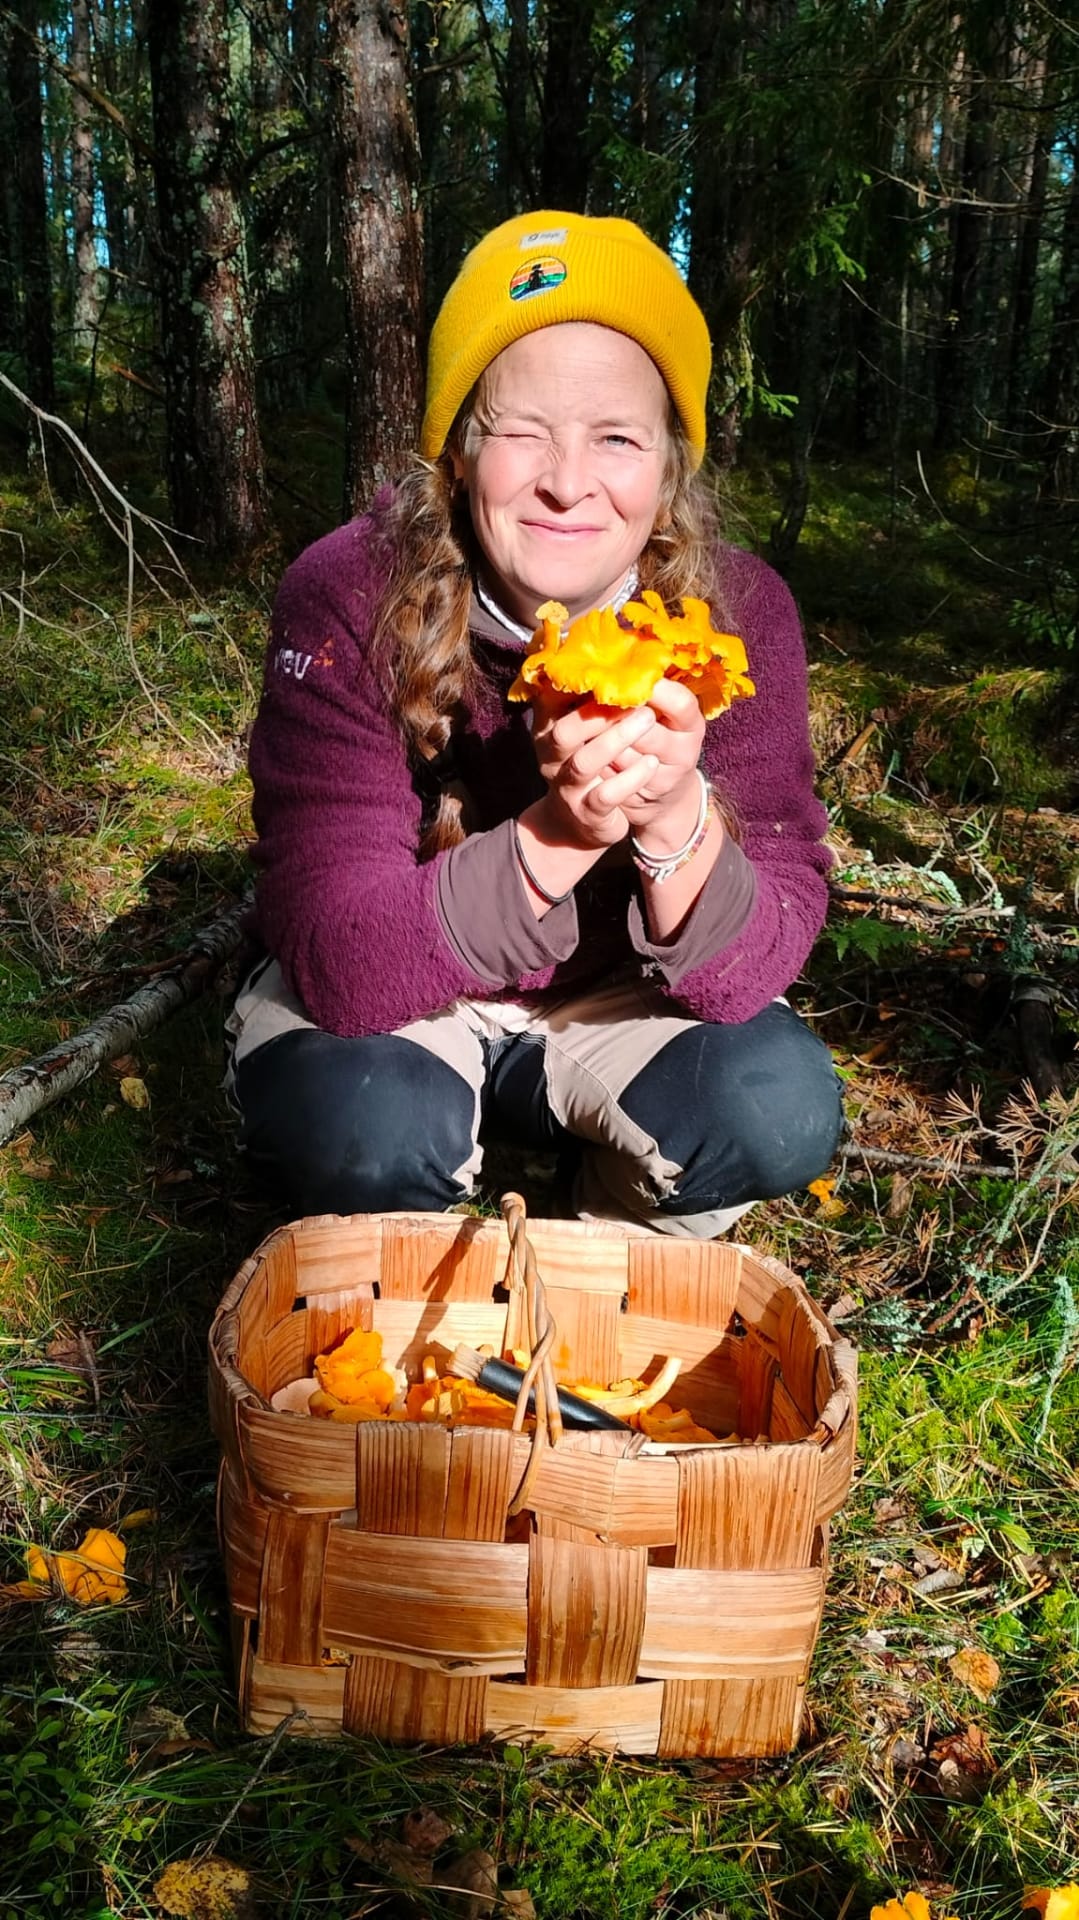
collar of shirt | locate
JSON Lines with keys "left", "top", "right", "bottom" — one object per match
{"left": 473, "top": 568, "right": 641, "bottom": 647}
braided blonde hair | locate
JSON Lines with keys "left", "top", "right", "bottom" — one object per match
{"left": 375, "top": 400, "right": 726, "bottom": 860}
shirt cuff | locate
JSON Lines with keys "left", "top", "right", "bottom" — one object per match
{"left": 628, "top": 831, "right": 758, "bottom": 986}
{"left": 436, "top": 817, "right": 579, "bottom": 982}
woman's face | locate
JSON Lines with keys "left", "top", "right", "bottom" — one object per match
{"left": 453, "top": 322, "right": 671, "bottom": 627}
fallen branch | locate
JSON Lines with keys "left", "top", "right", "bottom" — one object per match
{"left": 0, "top": 900, "right": 248, "bottom": 1149}
{"left": 828, "top": 885, "right": 1079, "bottom": 951}
{"left": 841, "top": 1141, "right": 1055, "bottom": 1184}
{"left": 829, "top": 882, "right": 992, "bottom": 918}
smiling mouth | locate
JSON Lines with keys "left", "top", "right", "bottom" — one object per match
{"left": 522, "top": 521, "right": 604, "bottom": 536}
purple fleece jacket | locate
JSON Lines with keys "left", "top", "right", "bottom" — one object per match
{"left": 248, "top": 502, "right": 831, "bottom": 1038}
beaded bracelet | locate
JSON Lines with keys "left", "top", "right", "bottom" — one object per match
{"left": 512, "top": 820, "right": 576, "bottom": 907}
{"left": 630, "top": 769, "right": 716, "bottom": 885}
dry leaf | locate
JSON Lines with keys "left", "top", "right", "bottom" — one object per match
{"left": 887, "top": 1172, "right": 914, "bottom": 1218}
{"left": 25, "top": 1526, "right": 127, "bottom": 1606}
{"left": 118, "top": 1508, "right": 158, "bottom": 1532}
{"left": 440, "top": 1849, "right": 500, "bottom": 1918}
{"left": 153, "top": 1854, "right": 258, "bottom": 1919}
{"left": 949, "top": 1645, "right": 1001, "bottom": 1700}
{"left": 912, "top": 1566, "right": 964, "bottom": 1597}
{"left": 44, "top": 1329, "right": 99, "bottom": 1378}
{"left": 120, "top": 1075, "right": 150, "bottom": 1110}
{"left": 345, "top": 1832, "right": 434, "bottom": 1890}
{"left": 874, "top": 1497, "right": 907, "bottom": 1527}
{"left": 10, "top": 1132, "right": 54, "bottom": 1178}
{"left": 929, "top": 1722, "right": 995, "bottom": 1801}
{"left": 108, "top": 1053, "right": 140, "bottom": 1077}
{"left": 500, "top": 1893, "right": 537, "bottom": 1918}
{"left": 131, "top": 1704, "right": 213, "bottom": 1762}
{"left": 401, "top": 1807, "right": 455, "bottom": 1857}
{"left": 1022, "top": 1892, "right": 1079, "bottom": 1920}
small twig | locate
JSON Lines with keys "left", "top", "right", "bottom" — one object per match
{"left": 841, "top": 1142, "right": 1057, "bottom": 1184}
{"left": 829, "top": 885, "right": 1079, "bottom": 947}
{"left": 0, "top": 368, "right": 195, "bottom": 592}
{"left": 822, "top": 719, "right": 879, "bottom": 773}
{"left": 77, "top": 1330, "right": 102, "bottom": 1415}
{"left": 831, "top": 884, "right": 1004, "bottom": 923}
{"left": 203, "top": 1710, "right": 308, "bottom": 1855}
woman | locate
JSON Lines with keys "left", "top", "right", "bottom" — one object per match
{"left": 228, "top": 211, "right": 842, "bottom": 1234}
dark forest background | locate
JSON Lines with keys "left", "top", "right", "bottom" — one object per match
{"left": 2, "top": 0, "right": 1077, "bottom": 616}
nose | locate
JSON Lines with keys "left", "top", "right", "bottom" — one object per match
{"left": 536, "top": 437, "right": 596, "bottom": 507}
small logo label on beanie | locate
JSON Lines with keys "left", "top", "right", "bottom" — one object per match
{"left": 509, "top": 256, "right": 567, "bottom": 301}
{"left": 518, "top": 228, "right": 567, "bottom": 249}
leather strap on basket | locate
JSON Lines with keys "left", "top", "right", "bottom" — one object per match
{"left": 500, "top": 1192, "right": 563, "bottom": 1516}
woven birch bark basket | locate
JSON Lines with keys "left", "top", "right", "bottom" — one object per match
{"left": 209, "top": 1197, "right": 857, "bottom": 1758}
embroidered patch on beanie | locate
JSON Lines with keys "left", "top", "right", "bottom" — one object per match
{"left": 508, "top": 257, "right": 567, "bottom": 302}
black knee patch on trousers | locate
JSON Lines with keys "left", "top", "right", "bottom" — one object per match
{"left": 617, "top": 1002, "right": 843, "bottom": 1213}
{"left": 234, "top": 1028, "right": 478, "bottom": 1216}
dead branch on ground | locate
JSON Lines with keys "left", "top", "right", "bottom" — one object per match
{"left": 0, "top": 900, "right": 248, "bottom": 1149}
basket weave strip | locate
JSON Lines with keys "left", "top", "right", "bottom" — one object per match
{"left": 324, "top": 1533, "right": 529, "bottom": 1663}
{"left": 218, "top": 1464, "right": 265, "bottom": 1616}
{"left": 657, "top": 1675, "right": 805, "bottom": 1759}
{"left": 528, "top": 1521, "right": 646, "bottom": 1688}
{"left": 344, "top": 1660, "right": 488, "bottom": 1745}
{"left": 675, "top": 1444, "right": 822, "bottom": 1567}
{"left": 258, "top": 1511, "right": 329, "bottom": 1666}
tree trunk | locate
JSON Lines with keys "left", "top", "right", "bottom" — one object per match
{"left": 1041, "top": 163, "right": 1079, "bottom": 498}
{"left": 505, "top": 0, "right": 534, "bottom": 210}
{"left": 926, "top": 37, "right": 966, "bottom": 404}
{"left": 325, "top": 0, "right": 425, "bottom": 516}
{"left": 249, "top": 0, "right": 310, "bottom": 414}
{"left": 70, "top": 0, "right": 103, "bottom": 353}
{"left": 904, "top": 62, "right": 936, "bottom": 437}
{"left": 147, "top": 0, "right": 268, "bottom": 556}
{"left": 539, "top": 0, "right": 596, "bottom": 210}
{"left": 92, "top": 0, "right": 145, "bottom": 292}
{"left": 689, "top": 0, "right": 756, "bottom": 463}
{"left": 0, "top": 29, "right": 20, "bottom": 354}
{"left": 7, "top": 0, "right": 55, "bottom": 411}
{"left": 853, "top": 0, "right": 905, "bottom": 450}
{"left": 934, "top": 32, "right": 999, "bottom": 449}
{"left": 1005, "top": 36, "right": 1052, "bottom": 430}
{"left": 768, "top": 284, "right": 828, "bottom": 568}
{"left": 42, "top": 21, "right": 71, "bottom": 299}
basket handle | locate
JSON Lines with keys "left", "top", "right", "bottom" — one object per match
{"left": 500, "top": 1191, "right": 564, "bottom": 1516}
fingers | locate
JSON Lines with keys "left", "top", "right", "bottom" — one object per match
{"left": 543, "top": 704, "right": 655, "bottom": 782}
{"left": 586, "top": 755, "right": 659, "bottom": 814}
{"left": 645, "top": 677, "right": 703, "bottom": 726}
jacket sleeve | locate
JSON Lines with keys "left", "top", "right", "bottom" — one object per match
{"left": 249, "top": 521, "right": 577, "bottom": 1037}
{"left": 627, "top": 547, "right": 832, "bottom": 1022}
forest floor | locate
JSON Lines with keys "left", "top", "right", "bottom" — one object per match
{"left": 1, "top": 428, "right": 1077, "bottom": 1920}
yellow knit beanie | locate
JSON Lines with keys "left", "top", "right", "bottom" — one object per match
{"left": 420, "top": 210, "right": 712, "bottom": 468}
